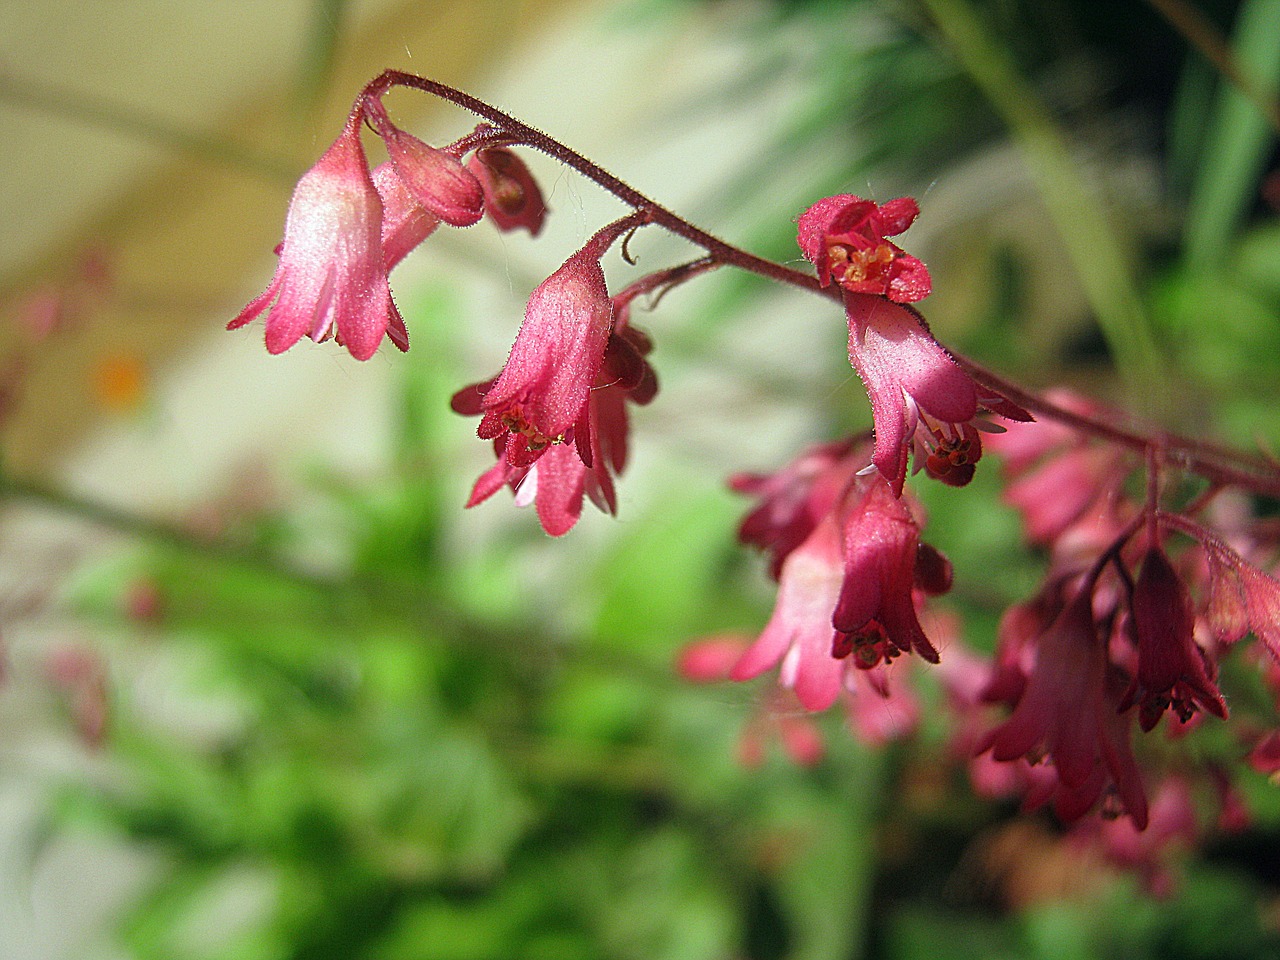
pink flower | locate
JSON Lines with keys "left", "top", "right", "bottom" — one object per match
{"left": 228, "top": 120, "right": 404, "bottom": 361}
{"left": 1119, "top": 545, "right": 1227, "bottom": 732}
{"left": 982, "top": 585, "right": 1149, "bottom": 827}
{"left": 473, "top": 247, "right": 615, "bottom": 468}
{"left": 453, "top": 222, "right": 656, "bottom": 535}
{"left": 797, "top": 194, "right": 932, "bottom": 302}
{"left": 363, "top": 97, "right": 484, "bottom": 227}
{"left": 467, "top": 148, "right": 547, "bottom": 235}
{"left": 371, "top": 161, "right": 439, "bottom": 273}
{"left": 831, "top": 475, "right": 943, "bottom": 666}
{"left": 844, "top": 296, "right": 1031, "bottom": 496}
{"left": 730, "top": 464, "right": 949, "bottom": 711}
{"left": 731, "top": 512, "right": 851, "bottom": 711}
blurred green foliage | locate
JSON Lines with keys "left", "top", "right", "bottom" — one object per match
{"left": 28, "top": 0, "right": 1280, "bottom": 957}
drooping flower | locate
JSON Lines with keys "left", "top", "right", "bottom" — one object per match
{"left": 797, "top": 194, "right": 932, "bottom": 302}
{"left": 473, "top": 246, "right": 616, "bottom": 468}
{"left": 362, "top": 97, "right": 484, "bottom": 227}
{"left": 228, "top": 118, "right": 404, "bottom": 361}
{"left": 982, "top": 584, "right": 1149, "bottom": 827}
{"left": 731, "top": 512, "right": 852, "bottom": 711}
{"left": 831, "top": 474, "right": 944, "bottom": 666}
{"left": 452, "top": 216, "right": 655, "bottom": 535}
{"left": 467, "top": 147, "right": 547, "bottom": 235}
{"left": 730, "top": 453, "right": 950, "bottom": 711}
{"left": 1119, "top": 545, "right": 1227, "bottom": 732}
{"left": 453, "top": 323, "right": 657, "bottom": 536}
{"left": 844, "top": 295, "right": 1031, "bottom": 496}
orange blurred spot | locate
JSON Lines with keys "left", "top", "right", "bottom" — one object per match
{"left": 93, "top": 353, "right": 147, "bottom": 412}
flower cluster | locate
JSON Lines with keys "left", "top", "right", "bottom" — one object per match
{"left": 229, "top": 95, "right": 545, "bottom": 361}
{"left": 449, "top": 221, "right": 672, "bottom": 536}
{"left": 726, "top": 439, "right": 949, "bottom": 712}
{"left": 231, "top": 75, "right": 1280, "bottom": 891}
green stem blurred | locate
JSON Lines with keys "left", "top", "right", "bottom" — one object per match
{"left": 0, "top": 72, "right": 297, "bottom": 182}
{"left": 918, "top": 0, "right": 1167, "bottom": 411}
{"left": 1182, "top": 0, "right": 1280, "bottom": 269}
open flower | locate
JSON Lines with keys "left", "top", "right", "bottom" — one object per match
{"left": 473, "top": 247, "right": 615, "bottom": 468}
{"left": 832, "top": 474, "right": 943, "bottom": 666}
{"left": 228, "top": 119, "right": 404, "bottom": 361}
{"left": 797, "top": 194, "right": 932, "bottom": 302}
{"left": 845, "top": 295, "right": 1031, "bottom": 496}
{"left": 455, "top": 322, "right": 656, "bottom": 536}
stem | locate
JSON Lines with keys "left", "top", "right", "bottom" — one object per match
{"left": 364, "top": 71, "right": 827, "bottom": 296}
{"left": 363, "top": 70, "right": 1280, "bottom": 498}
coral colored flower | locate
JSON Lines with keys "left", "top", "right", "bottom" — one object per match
{"left": 453, "top": 228, "right": 657, "bottom": 536}
{"left": 983, "top": 586, "right": 1149, "bottom": 827}
{"left": 228, "top": 120, "right": 404, "bottom": 361}
{"left": 468, "top": 148, "right": 547, "bottom": 235}
{"left": 730, "top": 465, "right": 949, "bottom": 711}
{"left": 844, "top": 296, "right": 1031, "bottom": 496}
{"left": 797, "top": 194, "right": 932, "bottom": 302}
{"left": 363, "top": 98, "right": 484, "bottom": 227}
{"left": 1120, "top": 546, "right": 1227, "bottom": 732}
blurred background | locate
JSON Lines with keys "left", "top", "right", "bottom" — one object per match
{"left": 3, "top": 0, "right": 1280, "bottom": 957}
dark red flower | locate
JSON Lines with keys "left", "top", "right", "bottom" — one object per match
{"left": 1120, "top": 546, "right": 1227, "bottom": 732}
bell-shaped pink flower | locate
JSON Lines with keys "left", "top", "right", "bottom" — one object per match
{"left": 468, "top": 147, "right": 547, "bottom": 235}
{"left": 363, "top": 98, "right": 484, "bottom": 227}
{"left": 455, "top": 324, "right": 657, "bottom": 536}
{"left": 832, "top": 474, "right": 942, "bottom": 666}
{"left": 797, "top": 194, "right": 932, "bottom": 302}
{"left": 1120, "top": 545, "right": 1227, "bottom": 732}
{"left": 474, "top": 248, "right": 615, "bottom": 467}
{"left": 228, "top": 120, "right": 404, "bottom": 361}
{"left": 845, "top": 295, "right": 1031, "bottom": 496}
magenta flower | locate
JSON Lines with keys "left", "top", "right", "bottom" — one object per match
{"left": 845, "top": 295, "right": 1031, "bottom": 496}
{"left": 467, "top": 147, "right": 547, "bottom": 235}
{"left": 1119, "top": 545, "right": 1227, "bottom": 732}
{"left": 473, "top": 248, "right": 615, "bottom": 468}
{"left": 983, "top": 586, "right": 1149, "bottom": 827}
{"left": 228, "top": 120, "right": 405, "bottom": 361}
{"left": 730, "top": 463, "right": 950, "bottom": 711}
{"left": 454, "top": 324, "right": 656, "bottom": 536}
{"left": 797, "top": 194, "right": 932, "bottom": 302}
